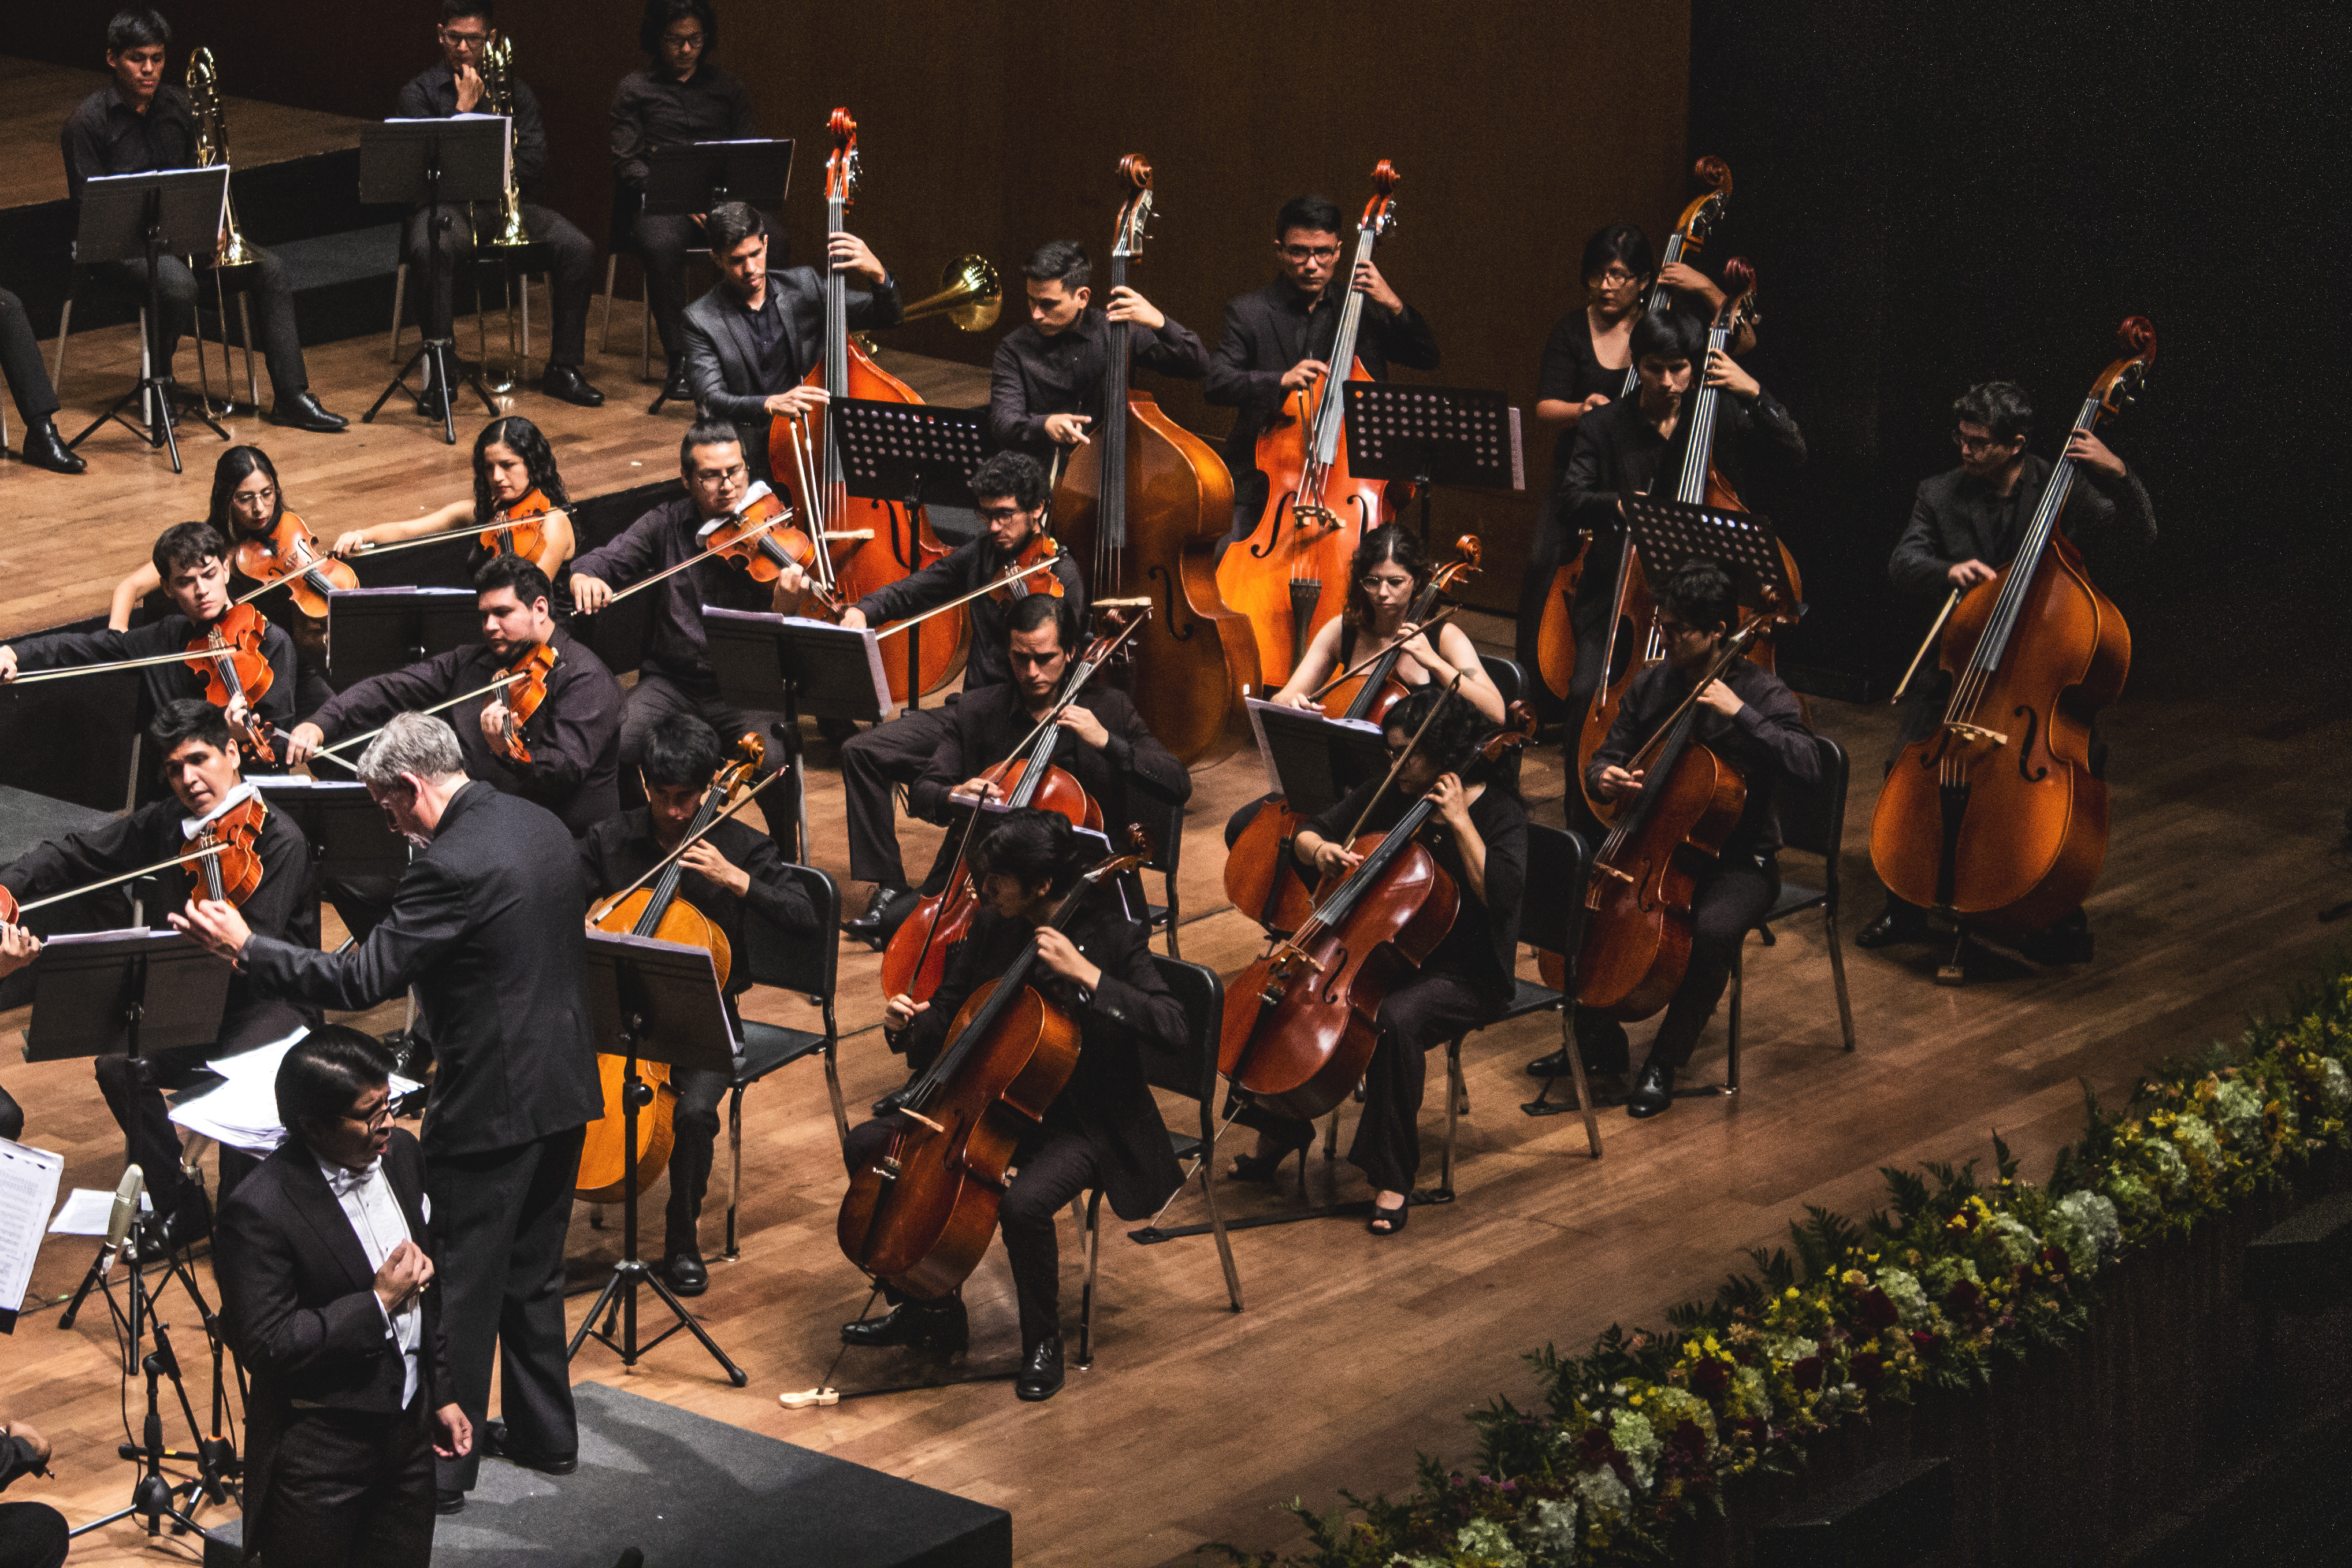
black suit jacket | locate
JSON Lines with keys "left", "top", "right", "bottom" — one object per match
{"left": 237, "top": 783, "right": 601, "bottom": 1156}
{"left": 682, "top": 269, "right": 903, "bottom": 455}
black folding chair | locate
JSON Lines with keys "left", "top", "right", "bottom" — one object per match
{"left": 1480, "top": 653, "right": 1525, "bottom": 712}
{"left": 1065, "top": 954, "right": 1242, "bottom": 1370}
{"left": 1451, "top": 825, "right": 1601, "bottom": 1160}
{"left": 1726, "top": 733, "right": 1856, "bottom": 1069}
{"left": 1139, "top": 800, "right": 1187, "bottom": 960}
{"left": 722, "top": 861, "right": 849, "bottom": 1259}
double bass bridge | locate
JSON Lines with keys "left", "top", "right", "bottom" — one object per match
{"left": 1944, "top": 721, "right": 2009, "bottom": 748}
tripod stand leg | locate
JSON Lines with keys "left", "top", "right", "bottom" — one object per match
{"left": 566, "top": 1266, "right": 630, "bottom": 1362}
{"left": 55, "top": 1250, "right": 107, "bottom": 1331}
{"left": 638, "top": 1268, "right": 749, "bottom": 1387}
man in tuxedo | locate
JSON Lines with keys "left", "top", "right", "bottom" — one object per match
{"left": 176, "top": 712, "right": 599, "bottom": 1515}
{"left": 215, "top": 1027, "right": 471, "bottom": 1566}
{"left": 679, "top": 201, "right": 900, "bottom": 482}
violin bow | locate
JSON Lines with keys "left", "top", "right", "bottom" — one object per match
{"left": 1621, "top": 614, "right": 1766, "bottom": 776}
{"left": 15, "top": 843, "right": 227, "bottom": 916}
{"left": 1338, "top": 668, "right": 1466, "bottom": 845}
{"left": 309, "top": 671, "right": 525, "bottom": 763}
{"left": 871, "top": 549, "right": 1071, "bottom": 641}
{"left": 344, "top": 513, "right": 545, "bottom": 562}
{"left": 584, "top": 763, "right": 794, "bottom": 926}
{"left": 1303, "top": 607, "right": 1461, "bottom": 703}
{"left": 599, "top": 504, "right": 804, "bottom": 608}
{"left": 6, "top": 648, "right": 233, "bottom": 685}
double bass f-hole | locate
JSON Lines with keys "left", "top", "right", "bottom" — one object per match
{"left": 1147, "top": 563, "right": 1192, "bottom": 641}
{"left": 2013, "top": 705, "right": 2043, "bottom": 781}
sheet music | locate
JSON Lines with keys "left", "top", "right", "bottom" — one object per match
{"left": 168, "top": 1027, "right": 420, "bottom": 1155}
{"left": 0, "top": 1138, "right": 65, "bottom": 1326}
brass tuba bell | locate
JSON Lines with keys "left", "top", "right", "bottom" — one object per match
{"left": 185, "top": 47, "right": 253, "bottom": 269}
{"left": 477, "top": 36, "right": 534, "bottom": 248}
{"left": 898, "top": 255, "right": 1002, "bottom": 332}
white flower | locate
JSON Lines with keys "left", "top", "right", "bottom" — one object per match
{"left": 1454, "top": 1518, "right": 1527, "bottom": 1568}
{"left": 1989, "top": 1215, "right": 2040, "bottom": 1268}
{"left": 2145, "top": 1136, "right": 2188, "bottom": 1188}
{"left": 1522, "top": 1497, "right": 1580, "bottom": 1564}
{"left": 2171, "top": 1114, "right": 2222, "bottom": 1166}
{"left": 1608, "top": 1411, "right": 1660, "bottom": 1492}
{"left": 1570, "top": 1463, "right": 1632, "bottom": 1522}
{"left": 1734, "top": 1365, "right": 1773, "bottom": 1421}
{"left": 2213, "top": 1079, "right": 2263, "bottom": 1142}
{"left": 2316, "top": 1057, "right": 2350, "bottom": 1113}
{"left": 2054, "top": 1190, "right": 2120, "bottom": 1273}
{"left": 1875, "top": 1265, "right": 1932, "bottom": 1327}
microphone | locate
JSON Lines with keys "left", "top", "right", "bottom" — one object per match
{"left": 98, "top": 1164, "right": 144, "bottom": 1276}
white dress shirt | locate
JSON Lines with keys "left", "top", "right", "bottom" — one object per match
{"left": 317, "top": 1155, "right": 422, "bottom": 1410}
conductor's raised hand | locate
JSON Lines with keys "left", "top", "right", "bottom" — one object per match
{"left": 170, "top": 897, "right": 252, "bottom": 962}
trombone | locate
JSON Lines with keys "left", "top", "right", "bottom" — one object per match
{"left": 184, "top": 46, "right": 259, "bottom": 414}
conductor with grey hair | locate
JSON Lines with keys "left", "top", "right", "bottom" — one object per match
{"left": 175, "top": 712, "right": 600, "bottom": 1515}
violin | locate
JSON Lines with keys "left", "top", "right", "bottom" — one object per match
{"left": 1313, "top": 536, "right": 1481, "bottom": 723}
{"left": 986, "top": 529, "right": 1068, "bottom": 605}
{"left": 0, "top": 789, "right": 267, "bottom": 927}
{"left": 838, "top": 842, "right": 1146, "bottom": 1302}
{"left": 576, "top": 733, "right": 764, "bottom": 1203}
{"left": 486, "top": 642, "right": 558, "bottom": 766}
{"left": 480, "top": 488, "right": 555, "bottom": 562}
{"left": 232, "top": 511, "right": 357, "bottom": 619}
{"left": 878, "top": 620, "right": 1139, "bottom": 1005}
{"left": 700, "top": 481, "right": 852, "bottom": 614}
{"left": 1216, "top": 161, "right": 1406, "bottom": 686}
{"left": 187, "top": 603, "right": 278, "bottom": 765}
{"left": 1866, "top": 319, "right": 2152, "bottom": 934}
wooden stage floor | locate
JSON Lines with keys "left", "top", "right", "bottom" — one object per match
{"left": 1, "top": 310, "right": 2347, "bottom": 1566}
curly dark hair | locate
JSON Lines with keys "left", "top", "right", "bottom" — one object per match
{"left": 1383, "top": 683, "right": 1504, "bottom": 785}
{"left": 972, "top": 807, "right": 1093, "bottom": 896}
{"left": 473, "top": 417, "right": 567, "bottom": 524}
{"left": 1344, "top": 524, "right": 1430, "bottom": 629}
{"left": 968, "top": 451, "right": 1049, "bottom": 512}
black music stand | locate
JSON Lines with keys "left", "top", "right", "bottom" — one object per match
{"left": 704, "top": 608, "right": 893, "bottom": 863}
{"left": 359, "top": 117, "right": 508, "bottom": 444}
{"left": 1615, "top": 492, "right": 1800, "bottom": 617}
{"left": 1343, "top": 381, "right": 1524, "bottom": 545}
{"left": 566, "top": 931, "right": 746, "bottom": 1385}
{"left": 643, "top": 138, "right": 794, "bottom": 216}
{"left": 833, "top": 400, "right": 991, "bottom": 711}
{"left": 1231, "top": 699, "right": 1389, "bottom": 934}
{"left": 325, "top": 588, "right": 479, "bottom": 685}
{"left": 68, "top": 168, "right": 233, "bottom": 473}
{"left": 247, "top": 778, "right": 410, "bottom": 880}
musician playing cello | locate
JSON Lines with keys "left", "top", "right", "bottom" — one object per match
{"left": 577, "top": 712, "right": 815, "bottom": 1298}
{"left": 1235, "top": 685, "right": 1527, "bottom": 1236}
{"left": 842, "top": 808, "right": 1188, "bottom": 1402}
{"left": 0, "top": 701, "right": 318, "bottom": 1258}
{"left": 987, "top": 240, "right": 1207, "bottom": 467}
{"left": 1542, "top": 558, "right": 1818, "bottom": 1118}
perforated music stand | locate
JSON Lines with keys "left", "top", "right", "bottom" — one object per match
{"left": 704, "top": 608, "right": 893, "bottom": 862}
{"left": 643, "top": 139, "right": 794, "bottom": 216}
{"left": 834, "top": 401, "right": 990, "bottom": 709}
{"left": 325, "top": 588, "right": 480, "bottom": 685}
{"left": 1343, "top": 381, "right": 1525, "bottom": 544}
{"left": 358, "top": 117, "right": 510, "bottom": 443}
{"left": 1615, "top": 493, "right": 1800, "bottom": 618}
{"left": 68, "top": 168, "right": 233, "bottom": 472}
{"left": 566, "top": 930, "right": 745, "bottom": 1385}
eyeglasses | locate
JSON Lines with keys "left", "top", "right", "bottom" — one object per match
{"left": 343, "top": 1099, "right": 392, "bottom": 1132}
{"left": 1952, "top": 430, "right": 2017, "bottom": 454}
{"left": 663, "top": 30, "right": 706, "bottom": 49}
{"left": 1279, "top": 244, "right": 1342, "bottom": 262}
{"left": 1359, "top": 574, "right": 1414, "bottom": 592}
{"left": 1589, "top": 267, "right": 1643, "bottom": 288}
{"left": 976, "top": 504, "right": 1027, "bottom": 523}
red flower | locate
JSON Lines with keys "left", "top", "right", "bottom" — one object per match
{"left": 1857, "top": 1287, "right": 1901, "bottom": 1331}
{"left": 1690, "top": 1358, "right": 1732, "bottom": 1398}
{"left": 1851, "top": 1352, "right": 1884, "bottom": 1386}
{"left": 1792, "top": 1356, "right": 1825, "bottom": 1391}
{"left": 1910, "top": 1330, "right": 1939, "bottom": 1355}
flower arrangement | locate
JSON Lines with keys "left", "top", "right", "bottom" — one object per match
{"left": 1212, "top": 966, "right": 2352, "bottom": 1567}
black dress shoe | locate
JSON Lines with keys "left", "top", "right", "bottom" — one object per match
{"left": 1625, "top": 1061, "right": 1675, "bottom": 1119}
{"left": 663, "top": 1250, "right": 708, "bottom": 1297}
{"left": 481, "top": 1418, "right": 577, "bottom": 1476}
{"left": 1856, "top": 907, "right": 1930, "bottom": 949}
{"left": 1015, "top": 1333, "right": 1064, "bottom": 1402}
{"left": 842, "top": 885, "right": 915, "bottom": 948}
{"left": 266, "top": 391, "right": 348, "bottom": 432}
{"left": 436, "top": 1489, "right": 466, "bottom": 1516}
{"left": 19, "top": 418, "right": 86, "bottom": 474}
{"left": 840, "top": 1295, "right": 968, "bottom": 1353}
{"left": 660, "top": 369, "right": 692, "bottom": 403}
{"left": 415, "top": 385, "right": 452, "bottom": 423}
{"left": 541, "top": 365, "right": 605, "bottom": 407}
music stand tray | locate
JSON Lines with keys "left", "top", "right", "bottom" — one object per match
{"left": 1343, "top": 381, "right": 1525, "bottom": 545}
{"left": 1616, "top": 493, "right": 1800, "bottom": 616}
{"left": 1244, "top": 698, "right": 1391, "bottom": 816}
{"left": 643, "top": 139, "right": 794, "bottom": 216}
{"left": 21, "top": 930, "right": 230, "bottom": 1064}
{"left": 68, "top": 168, "right": 233, "bottom": 471}
{"left": 359, "top": 117, "right": 511, "bottom": 443}
{"left": 325, "top": 588, "right": 480, "bottom": 686}
{"left": 832, "top": 401, "right": 991, "bottom": 511}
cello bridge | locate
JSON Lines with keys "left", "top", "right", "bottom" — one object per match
{"left": 1292, "top": 503, "right": 1341, "bottom": 534}
{"left": 1944, "top": 722, "right": 2009, "bottom": 747}
{"left": 1593, "top": 863, "right": 1636, "bottom": 886}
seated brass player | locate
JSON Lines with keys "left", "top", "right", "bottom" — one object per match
{"left": 841, "top": 808, "right": 1187, "bottom": 1402}
{"left": 1533, "top": 557, "right": 1820, "bottom": 1116}
{"left": 1234, "top": 684, "right": 1528, "bottom": 1235}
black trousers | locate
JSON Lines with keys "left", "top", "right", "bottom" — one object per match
{"left": 839, "top": 1113, "right": 1097, "bottom": 1350}
{"left": 402, "top": 204, "right": 594, "bottom": 367}
{"left": 663, "top": 1063, "right": 727, "bottom": 1258}
{"left": 254, "top": 1399, "right": 436, "bottom": 1568}
{"left": 427, "top": 1123, "right": 585, "bottom": 1493}
{"left": 839, "top": 703, "right": 956, "bottom": 889}
{"left": 0, "top": 287, "right": 60, "bottom": 424}
{"left": 0, "top": 1502, "right": 68, "bottom": 1568}
{"left": 1578, "top": 855, "right": 1780, "bottom": 1076}
{"left": 93, "top": 1044, "right": 266, "bottom": 1229}
{"left": 1344, "top": 971, "right": 1489, "bottom": 1194}
{"left": 619, "top": 671, "right": 796, "bottom": 827}
{"left": 91, "top": 246, "right": 309, "bottom": 399}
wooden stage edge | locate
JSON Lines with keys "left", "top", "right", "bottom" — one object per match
{"left": 2, "top": 315, "right": 2350, "bottom": 1568}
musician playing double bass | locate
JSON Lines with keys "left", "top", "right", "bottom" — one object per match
{"left": 1541, "top": 558, "right": 1819, "bottom": 1117}
{"left": 0, "top": 701, "right": 318, "bottom": 1258}
{"left": 842, "top": 808, "right": 1188, "bottom": 1402}
{"left": 987, "top": 240, "right": 1207, "bottom": 467}
{"left": 1857, "top": 380, "right": 2155, "bottom": 964}
{"left": 577, "top": 712, "right": 815, "bottom": 1297}
{"left": 1237, "top": 685, "right": 1528, "bottom": 1235}
{"left": 837, "top": 452, "right": 1088, "bottom": 945}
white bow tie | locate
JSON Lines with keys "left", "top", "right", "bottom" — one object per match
{"left": 325, "top": 1161, "right": 380, "bottom": 1198}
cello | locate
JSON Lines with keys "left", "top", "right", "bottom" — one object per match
{"left": 1050, "top": 154, "right": 1262, "bottom": 766}
{"left": 772, "top": 107, "right": 961, "bottom": 706}
{"left": 576, "top": 733, "right": 766, "bottom": 1202}
{"left": 837, "top": 842, "right": 1147, "bottom": 1301}
{"left": 1867, "top": 318, "right": 2152, "bottom": 935}
{"left": 1216, "top": 161, "right": 1406, "bottom": 686}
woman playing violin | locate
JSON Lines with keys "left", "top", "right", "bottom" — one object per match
{"left": 842, "top": 809, "right": 1188, "bottom": 1402}
{"left": 331, "top": 415, "right": 578, "bottom": 591}
{"left": 1235, "top": 685, "right": 1528, "bottom": 1236}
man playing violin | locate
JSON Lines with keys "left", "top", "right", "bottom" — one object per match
{"left": 0, "top": 700, "right": 318, "bottom": 1258}
{"left": 1547, "top": 557, "right": 1819, "bottom": 1118}
{"left": 577, "top": 712, "right": 815, "bottom": 1297}
{"left": 1204, "top": 192, "right": 1440, "bottom": 554}
{"left": 987, "top": 240, "right": 1207, "bottom": 467}
{"left": 837, "top": 451, "right": 1088, "bottom": 945}
{"left": 1859, "top": 380, "right": 2156, "bottom": 965}
{"left": 1239, "top": 685, "right": 1527, "bottom": 1235}
{"left": 845, "top": 807, "right": 1188, "bottom": 1402}
{"left": 0, "top": 522, "right": 302, "bottom": 784}
{"left": 288, "top": 555, "right": 622, "bottom": 836}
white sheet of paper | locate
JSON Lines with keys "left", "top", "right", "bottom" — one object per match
{"left": 47, "top": 1186, "right": 117, "bottom": 1236}
{"left": 0, "top": 1139, "right": 66, "bottom": 1314}
{"left": 169, "top": 1027, "right": 420, "bottom": 1155}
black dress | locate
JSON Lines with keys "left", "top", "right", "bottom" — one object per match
{"left": 1516, "top": 310, "right": 1628, "bottom": 715}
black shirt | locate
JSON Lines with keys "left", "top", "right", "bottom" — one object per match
{"left": 61, "top": 84, "right": 197, "bottom": 198}
{"left": 14, "top": 612, "right": 300, "bottom": 755}
{"left": 307, "top": 630, "right": 623, "bottom": 835}
{"left": 1203, "top": 278, "right": 1441, "bottom": 471}
{"left": 570, "top": 495, "right": 776, "bottom": 689}
{"left": 987, "top": 309, "right": 1209, "bottom": 465}
{"left": 741, "top": 287, "right": 798, "bottom": 392}
{"left": 1587, "top": 657, "right": 1820, "bottom": 861}
{"left": 394, "top": 64, "right": 549, "bottom": 194}
{"left": 1888, "top": 453, "right": 2157, "bottom": 601}
{"left": 577, "top": 809, "right": 816, "bottom": 999}
{"left": 609, "top": 64, "right": 758, "bottom": 191}
{"left": 1304, "top": 778, "right": 1528, "bottom": 1009}
{"left": 1536, "top": 310, "right": 1629, "bottom": 478}
{"left": 908, "top": 681, "right": 1192, "bottom": 854}
{"left": 852, "top": 537, "right": 1087, "bottom": 696}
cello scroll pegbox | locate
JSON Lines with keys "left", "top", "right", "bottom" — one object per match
{"left": 1362, "top": 159, "right": 1401, "bottom": 237}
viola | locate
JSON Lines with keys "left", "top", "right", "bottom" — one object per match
{"left": 702, "top": 482, "right": 851, "bottom": 614}
{"left": 577, "top": 733, "right": 764, "bottom": 1202}
{"left": 771, "top": 107, "right": 961, "bottom": 706}
{"left": 187, "top": 603, "right": 278, "bottom": 765}
{"left": 1215, "top": 161, "right": 1406, "bottom": 687}
{"left": 1866, "top": 319, "right": 2152, "bottom": 934}
{"left": 838, "top": 844, "right": 1146, "bottom": 1302}
{"left": 485, "top": 642, "right": 558, "bottom": 766}
{"left": 232, "top": 511, "right": 356, "bottom": 619}
{"left": 986, "top": 529, "right": 1069, "bottom": 604}
{"left": 0, "top": 788, "right": 268, "bottom": 927}
{"left": 1313, "top": 536, "right": 1481, "bottom": 723}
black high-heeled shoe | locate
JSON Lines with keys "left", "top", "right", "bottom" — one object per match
{"left": 1368, "top": 1195, "right": 1410, "bottom": 1236}
{"left": 1228, "top": 1121, "right": 1313, "bottom": 1182}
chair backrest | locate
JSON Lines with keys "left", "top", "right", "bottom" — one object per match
{"left": 1518, "top": 823, "right": 1593, "bottom": 961}
{"left": 1480, "top": 653, "right": 1525, "bottom": 713}
{"left": 744, "top": 861, "right": 842, "bottom": 1004}
{"left": 1134, "top": 789, "right": 1183, "bottom": 878}
{"left": 1779, "top": 735, "right": 1850, "bottom": 880}
{"left": 1143, "top": 953, "right": 1224, "bottom": 1110}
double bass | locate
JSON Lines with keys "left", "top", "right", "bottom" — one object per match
{"left": 838, "top": 844, "right": 1147, "bottom": 1301}
{"left": 772, "top": 107, "right": 962, "bottom": 705}
{"left": 1050, "top": 154, "right": 1261, "bottom": 766}
{"left": 1867, "top": 319, "right": 2152, "bottom": 934}
{"left": 1216, "top": 161, "right": 1406, "bottom": 686}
